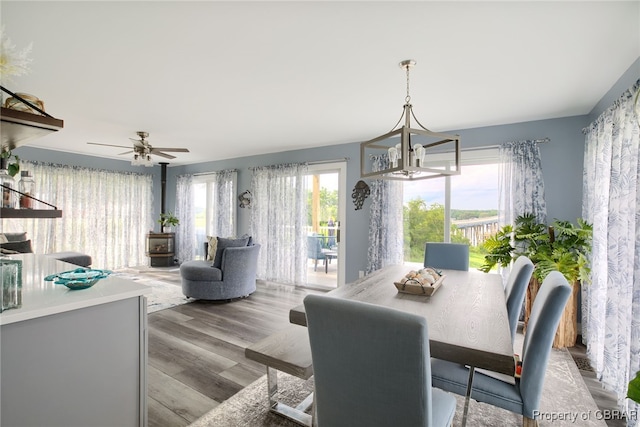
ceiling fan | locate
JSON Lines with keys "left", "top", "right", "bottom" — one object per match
{"left": 88, "top": 131, "right": 189, "bottom": 165}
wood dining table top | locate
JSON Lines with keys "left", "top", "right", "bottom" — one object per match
{"left": 290, "top": 264, "right": 516, "bottom": 376}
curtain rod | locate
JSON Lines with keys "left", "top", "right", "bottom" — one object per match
{"left": 192, "top": 168, "right": 238, "bottom": 177}
{"left": 462, "top": 138, "right": 551, "bottom": 152}
{"left": 308, "top": 157, "right": 350, "bottom": 166}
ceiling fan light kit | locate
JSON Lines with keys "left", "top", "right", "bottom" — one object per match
{"left": 360, "top": 60, "right": 461, "bottom": 181}
{"left": 87, "top": 131, "right": 189, "bottom": 166}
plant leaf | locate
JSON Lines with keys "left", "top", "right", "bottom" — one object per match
{"left": 628, "top": 371, "right": 640, "bottom": 404}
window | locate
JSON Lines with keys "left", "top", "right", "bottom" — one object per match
{"left": 403, "top": 148, "right": 499, "bottom": 269}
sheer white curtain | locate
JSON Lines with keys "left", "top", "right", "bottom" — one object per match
{"left": 175, "top": 173, "right": 195, "bottom": 262}
{"left": 175, "top": 170, "right": 236, "bottom": 262}
{"left": 250, "top": 162, "right": 308, "bottom": 284}
{"left": 2, "top": 161, "right": 153, "bottom": 269}
{"left": 498, "top": 140, "right": 547, "bottom": 227}
{"left": 582, "top": 79, "right": 640, "bottom": 421}
{"left": 366, "top": 154, "right": 403, "bottom": 274}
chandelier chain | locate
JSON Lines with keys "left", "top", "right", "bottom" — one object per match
{"left": 405, "top": 65, "right": 411, "bottom": 104}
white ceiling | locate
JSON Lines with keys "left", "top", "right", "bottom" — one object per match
{"left": 2, "top": 1, "right": 639, "bottom": 166}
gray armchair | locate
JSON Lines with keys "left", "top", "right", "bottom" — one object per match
{"left": 180, "top": 243, "right": 260, "bottom": 300}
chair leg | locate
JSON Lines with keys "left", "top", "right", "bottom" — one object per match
{"left": 523, "top": 416, "right": 538, "bottom": 427}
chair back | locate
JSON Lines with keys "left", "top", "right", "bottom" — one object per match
{"left": 304, "top": 294, "right": 436, "bottom": 427}
{"left": 423, "top": 242, "right": 469, "bottom": 271}
{"left": 519, "top": 271, "right": 571, "bottom": 418}
{"left": 504, "top": 256, "right": 534, "bottom": 343}
{"left": 307, "top": 235, "right": 325, "bottom": 260}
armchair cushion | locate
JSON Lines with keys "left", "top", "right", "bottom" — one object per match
{"left": 212, "top": 236, "right": 250, "bottom": 268}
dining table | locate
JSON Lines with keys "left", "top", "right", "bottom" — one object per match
{"left": 289, "top": 264, "right": 516, "bottom": 426}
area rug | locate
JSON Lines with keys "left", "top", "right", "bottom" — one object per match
{"left": 112, "top": 271, "right": 193, "bottom": 313}
{"left": 190, "top": 346, "right": 607, "bottom": 427}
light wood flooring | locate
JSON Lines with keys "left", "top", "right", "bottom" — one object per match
{"left": 146, "top": 270, "right": 316, "bottom": 427}
{"left": 143, "top": 267, "right": 626, "bottom": 427}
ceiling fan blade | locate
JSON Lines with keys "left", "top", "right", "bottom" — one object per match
{"left": 150, "top": 147, "right": 190, "bottom": 153}
{"left": 151, "top": 151, "right": 176, "bottom": 159}
{"left": 118, "top": 150, "right": 134, "bottom": 155}
{"left": 87, "top": 142, "right": 132, "bottom": 149}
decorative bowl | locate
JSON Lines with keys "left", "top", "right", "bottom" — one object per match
{"left": 45, "top": 268, "right": 112, "bottom": 290}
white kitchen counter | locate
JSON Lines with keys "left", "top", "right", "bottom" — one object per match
{"left": 0, "top": 253, "right": 151, "bottom": 325}
{"left": 1, "top": 253, "right": 151, "bottom": 427}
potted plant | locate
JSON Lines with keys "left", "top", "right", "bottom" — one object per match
{"left": 0, "top": 149, "right": 20, "bottom": 177}
{"left": 481, "top": 213, "right": 592, "bottom": 347}
{"left": 157, "top": 212, "right": 179, "bottom": 233}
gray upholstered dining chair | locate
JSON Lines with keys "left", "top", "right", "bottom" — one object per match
{"left": 307, "top": 235, "right": 327, "bottom": 272}
{"left": 504, "top": 256, "right": 534, "bottom": 343}
{"left": 430, "top": 271, "right": 571, "bottom": 427}
{"left": 304, "top": 294, "right": 457, "bottom": 427}
{"left": 423, "top": 242, "right": 470, "bottom": 271}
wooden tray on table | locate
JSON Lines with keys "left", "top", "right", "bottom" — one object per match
{"left": 394, "top": 275, "right": 445, "bottom": 296}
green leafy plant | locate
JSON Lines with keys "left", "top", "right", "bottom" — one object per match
{"left": 0, "top": 149, "right": 20, "bottom": 177}
{"left": 158, "top": 212, "right": 179, "bottom": 228}
{"left": 629, "top": 371, "right": 640, "bottom": 404}
{"left": 480, "top": 213, "right": 593, "bottom": 284}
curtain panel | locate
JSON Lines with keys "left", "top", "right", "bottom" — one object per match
{"left": 366, "top": 155, "right": 403, "bottom": 274}
{"left": 498, "top": 140, "right": 547, "bottom": 227}
{"left": 175, "top": 173, "right": 195, "bottom": 262}
{"left": 175, "top": 169, "right": 236, "bottom": 262}
{"left": 2, "top": 161, "right": 153, "bottom": 269}
{"left": 582, "top": 79, "right": 640, "bottom": 422}
{"left": 250, "top": 162, "right": 308, "bottom": 285}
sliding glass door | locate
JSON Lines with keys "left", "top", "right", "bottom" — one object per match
{"left": 304, "top": 161, "right": 346, "bottom": 289}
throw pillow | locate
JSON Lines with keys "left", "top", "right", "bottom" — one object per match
{"left": 0, "top": 239, "right": 33, "bottom": 253}
{"left": 3, "top": 232, "right": 28, "bottom": 242}
{"left": 213, "top": 236, "right": 250, "bottom": 269}
{"left": 206, "top": 236, "right": 218, "bottom": 261}
{"left": 0, "top": 234, "right": 8, "bottom": 244}
{"left": 0, "top": 247, "right": 19, "bottom": 255}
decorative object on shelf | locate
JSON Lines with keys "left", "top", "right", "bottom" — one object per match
{"left": 360, "top": 59, "right": 461, "bottom": 181}
{"left": 157, "top": 211, "right": 179, "bottom": 233}
{"left": 1, "top": 258, "right": 22, "bottom": 312}
{"left": 238, "top": 190, "right": 252, "bottom": 208}
{"left": 351, "top": 180, "right": 370, "bottom": 210}
{"left": 0, "top": 27, "right": 32, "bottom": 85}
{"left": 44, "top": 268, "right": 112, "bottom": 290}
{"left": 0, "top": 166, "right": 15, "bottom": 208}
{"left": 18, "top": 170, "right": 35, "bottom": 208}
{"left": 4, "top": 93, "right": 44, "bottom": 114}
{"left": 87, "top": 131, "right": 189, "bottom": 167}
{"left": 0, "top": 149, "right": 20, "bottom": 177}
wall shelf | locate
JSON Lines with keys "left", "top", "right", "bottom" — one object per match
{"left": 1, "top": 208, "right": 62, "bottom": 219}
{"left": 1, "top": 107, "right": 64, "bottom": 151}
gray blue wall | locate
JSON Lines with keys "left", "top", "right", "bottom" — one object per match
{"left": 11, "top": 57, "right": 638, "bottom": 284}
{"left": 167, "top": 114, "right": 588, "bottom": 283}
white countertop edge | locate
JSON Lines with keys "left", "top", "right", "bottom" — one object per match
{"left": 1, "top": 286, "right": 152, "bottom": 326}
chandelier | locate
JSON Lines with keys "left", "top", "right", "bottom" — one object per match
{"left": 360, "top": 60, "right": 461, "bottom": 181}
